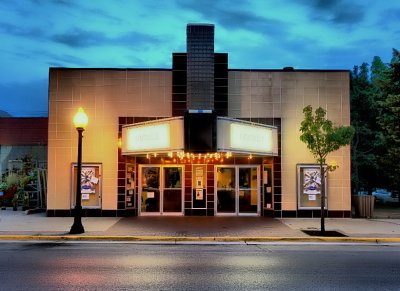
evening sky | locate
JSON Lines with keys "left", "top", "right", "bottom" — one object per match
{"left": 0, "top": 0, "right": 399, "bottom": 116}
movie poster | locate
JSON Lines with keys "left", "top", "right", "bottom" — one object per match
{"left": 81, "top": 167, "right": 97, "bottom": 194}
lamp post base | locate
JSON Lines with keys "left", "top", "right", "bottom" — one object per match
{"left": 69, "top": 206, "right": 85, "bottom": 234}
{"left": 70, "top": 218, "right": 85, "bottom": 234}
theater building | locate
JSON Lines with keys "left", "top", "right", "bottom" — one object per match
{"left": 47, "top": 24, "right": 351, "bottom": 218}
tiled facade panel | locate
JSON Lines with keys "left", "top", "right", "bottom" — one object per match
{"left": 172, "top": 53, "right": 228, "bottom": 116}
{"left": 172, "top": 53, "right": 187, "bottom": 117}
{"left": 187, "top": 24, "right": 215, "bottom": 110}
{"left": 214, "top": 53, "right": 228, "bottom": 116}
{"left": 228, "top": 70, "right": 351, "bottom": 215}
{"left": 47, "top": 69, "right": 172, "bottom": 212}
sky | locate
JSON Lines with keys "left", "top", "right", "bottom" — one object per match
{"left": 0, "top": 0, "right": 399, "bottom": 117}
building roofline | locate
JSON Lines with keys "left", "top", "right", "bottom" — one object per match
{"left": 229, "top": 68, "right": 350, "bottom": 73}
{"left": 49, "top": 67, "right": 171, "bottom": 71}
{"left": 49, "top": 67, "right": 350, "bottom": 73}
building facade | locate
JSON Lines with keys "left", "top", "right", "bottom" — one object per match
{"left": 47, "top": 24, "right": 351, "bottom": 218}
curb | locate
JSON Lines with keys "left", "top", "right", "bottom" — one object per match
{"left": 1, "top": 235, "right": 400, "bottom": 243}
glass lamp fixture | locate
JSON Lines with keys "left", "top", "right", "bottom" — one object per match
{"left": 73, "top": 107, "right": 88, "bottom": 130}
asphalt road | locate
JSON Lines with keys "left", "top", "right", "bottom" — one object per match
{"left": 0, "top": 242, "right": 399, "bottom": 290}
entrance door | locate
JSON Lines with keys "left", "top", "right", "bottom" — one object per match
{"left": 216, "top": 166, "right": 260, "bottom": 216}
{"left": 238, "top": 167, "right": 259, "bottom": 214}
{"left": 162, "top": 167, "right": 183, "bottom": 213}
{"left": 140, "top": 165, "right": 183, "bottom": 215}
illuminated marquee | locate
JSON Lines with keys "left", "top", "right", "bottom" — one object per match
{"left": 230, "top": 123, "right": 272, "bottom": 153}
{"left": 127, "top": 123, "right": 170, "bottom": 151}
{"left": 217, "top": 117, "right": 278, "bottom": 155}
{"left": 122, "top": 117, "right": 184, "bottom": 154}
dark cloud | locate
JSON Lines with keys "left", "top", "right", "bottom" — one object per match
{"left": 299, "top": 0, "right": 365, "bottom": 25}
{"left": 51, "top": 28, "right": 164, "bottom": 49}
{"left": 51, "top": 28, "right": 105, "bottom": 47}
{"left": 0, "top": 22, "right": 45, "bottom": 38}
{"left": 175, "top": 0, "right": 288, "bottom": 38}
{"left": 29, "top": 0, "right": 76, "bottom": 7}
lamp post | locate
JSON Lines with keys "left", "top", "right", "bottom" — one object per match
{"left": 70, "top": 107, "right": 88, "bottom": 234}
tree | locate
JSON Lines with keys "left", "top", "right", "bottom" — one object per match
{"left": 351, "top": 63, "right": 378, "bottom": 193}
{"left": 350, "top": 60, "right": 389, "bottom": 193}
{"left": 377, "top": 49, "right": 400, "bottom": 192}
{"left": 300, "top": 106, "right": 355, "bottom": 234}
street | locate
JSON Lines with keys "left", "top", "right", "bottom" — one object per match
{"left": 0, "top": 242, "right": 399, "bottom": 290}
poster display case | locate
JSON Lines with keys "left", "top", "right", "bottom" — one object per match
{"left": 263, "top": 164, "right": 273, "bottom": 209}
{"left": 71, "top": 163, "right": 102, "bottom": 208}
{"left": 126, "top": 163, "right": 135, "bottom": 209}
{"left": 192, "top": 165, "right": 206, "bottom": 208}
{"left": 297, "top": 164, "right": 327, "bottom": 209}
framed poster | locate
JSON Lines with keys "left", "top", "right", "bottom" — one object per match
{"left": 126, "top": 163, "right": 135, "bottom": 209}
{"left": 71, "top": 163, "right": 102, "bottom": 209}
{"left": 263, "top": 164, "right": 273, "bottom": 209}
{"left": 297, "top": 164, "right": 327, "bottom": 209}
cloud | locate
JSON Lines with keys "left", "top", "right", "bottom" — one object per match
{"left": 176, "top": 0, "right": 287, "bottom": 34}
{"left": 51, "top": 27, "right": 166, "bottom": 49}
{"left": 0, "top": 22, "right": 45, "bottom": 38}
{"left": 299, "top": 0, "right": 365, "bottom": 25}
{"left": 51, "top": 28, "right": 106, "bottom": 47}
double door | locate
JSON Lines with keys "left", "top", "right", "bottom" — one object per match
{"left": 216, "top": 166, "right": 260, "bottom": 216}
{"left": 139, "top": 165, "right": 183, "bottom": 215}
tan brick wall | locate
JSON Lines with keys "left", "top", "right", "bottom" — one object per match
{"left": 228, "top": 70, "right": 351, "bottom": 211}
{"left": 48, "top": 69, "right": 172, "bottom": 210}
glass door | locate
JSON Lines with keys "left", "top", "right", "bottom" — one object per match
{"left": 163, "top": 167, "right": 183, "bottom": 213}
{"left": 216, "top": 165, "right": 260, "bottom": 216}
{"left": 238, "top": 167, "right": 259, "bottom": 214}
{"left": 139, "top": 165, "right": 183, "bottom": 215}
{"left": 216, "top": 167, "right": 236, "bottom": 214}
{"left": 140, "top": 166, "right": 160, "bottom": 214}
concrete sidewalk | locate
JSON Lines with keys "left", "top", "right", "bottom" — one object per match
{"left": 0, "top": 209, "right": 399, "bottom": 242}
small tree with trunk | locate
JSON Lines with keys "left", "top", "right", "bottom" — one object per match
{"left": 300, "top": 105, "right": 355, "bottom": 234}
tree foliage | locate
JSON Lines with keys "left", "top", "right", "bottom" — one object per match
{"left": 377, "top": 49, "right": 400, "bottom": 191}
{"left": 351, "top": 48, "right": 400, "bottom": 193}
{"left": 300, "top": 106, "right": 355, "bottom": 165}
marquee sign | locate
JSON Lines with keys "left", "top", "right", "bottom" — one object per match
{"left": 217, "top": 117, "right": 278, "bottom": 155}
{"left": 122, "top": 117, "right": 184, "bottom": 154}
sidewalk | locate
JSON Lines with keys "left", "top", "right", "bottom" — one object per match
{"left": 0, "top": 209, "right": 399, "bottom": 242}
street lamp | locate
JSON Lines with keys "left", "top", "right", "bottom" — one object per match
{"left": 70, "top": 107, "right": 88, "bottom": 234}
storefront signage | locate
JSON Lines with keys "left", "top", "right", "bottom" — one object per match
{"left": 127, "top": 123, "right": 170, "bottom": 150}
{"left": 230, "top": 123, "right": 272, "bottom": 153}
{"left": 122, "top": 117, "right": 184, "bottom": 154}
{"left": 217, "top": 117, "right": 278, "bottom": 155}
{"left": 71, "top": 163, "right": 102, "bottom": 209}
